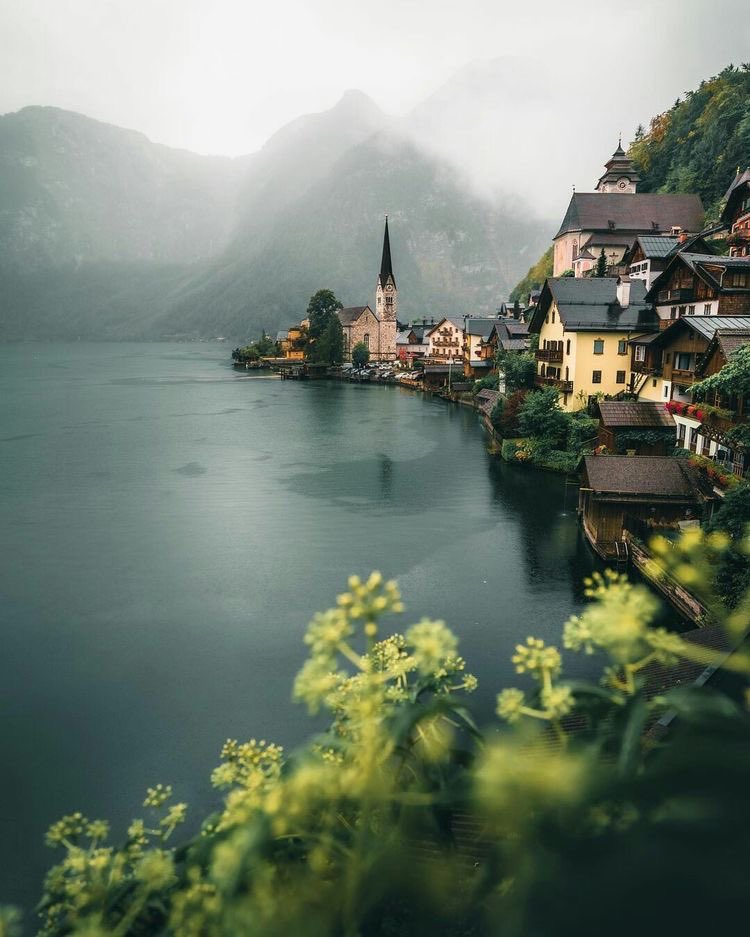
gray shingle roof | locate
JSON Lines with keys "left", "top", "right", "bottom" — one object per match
{"left": 531, "top": 277, "right": 657, "bottom": 333}
{"left": 632, "top": 235, "right": 681, "bottom": 259}
{"left": 582, "top": 455, "right": 711, "bottom": 498}
{"left": 463, "top": 317, "right": 499, "bottom": 338}
{"left": 338, "top": 306, "right": 376, "bottom": 325}
{"left": 598, "top": 401, "right": 675, "bottom": 428}
{"left": 717, "top": 329, "right": 750, "bottom": 358}
{"left": 555, "top": 193, "right": 704, "bottom": 240}
{"left": 663, "top": 315, "right": 750, "bottom": 343}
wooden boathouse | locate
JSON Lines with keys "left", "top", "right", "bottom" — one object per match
{"left": 578, "top": 455, "right": 715, "bottom": 561}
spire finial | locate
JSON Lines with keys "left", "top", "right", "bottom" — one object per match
{"left": 618, "top": 132, "right": 622, "bottom": 148}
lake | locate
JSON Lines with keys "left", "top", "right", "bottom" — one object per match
{"left": 0, "top": 342, "right": 603, "bottom": 912}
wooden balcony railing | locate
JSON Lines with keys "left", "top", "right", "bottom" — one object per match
{"left": 535, "top": 375, "right": 573, "bottom": 393}
{"left": 671, "top": 368, "right": 695, "bottom": 385}
{"left": 535, "top": 348, "right": 563, "bottom": 363}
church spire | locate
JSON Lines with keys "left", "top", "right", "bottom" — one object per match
{"left": 379, "top": 216, "right": 395, "bottom": 288}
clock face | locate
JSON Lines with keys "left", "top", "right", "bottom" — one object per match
{"left": 386, "top": 284, "right": 393, "bottom": 292}
{"left": 618, "top": 178, "right": 629, "bottom": 189}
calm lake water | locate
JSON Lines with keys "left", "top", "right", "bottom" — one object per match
{"left": 0, "top": 343, "right": 604, "bottom": 912}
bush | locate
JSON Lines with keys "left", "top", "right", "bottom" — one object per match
{"left": 473, "top": 374, "right": 499, "bottom": 395}
{"left": 518, "top": 388, "right": 569, "bottom": 451}
{"left": 498, "top": 390, "right": 527, "bottom": 436}
{"left": 567, "top": 414, "right": 599, "bottom": 453}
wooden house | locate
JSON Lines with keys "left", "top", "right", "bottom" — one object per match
{"left": 597, "top": 400, "right": 675, "bottom": 455}
{"left": 721, "top": 168, "right": 750, "bottom": 258}
{"left": 578, "top": 456, "right": 715, "bottom": 561}
{"left": 645, "top": 251, "right": 750, "bottom": 328}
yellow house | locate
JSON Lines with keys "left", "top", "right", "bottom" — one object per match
{"left": 282, "top": 319, "right": 309, "bottom": 359}
{"left": 529, "top": 277, "right": 658, "bottom": 412}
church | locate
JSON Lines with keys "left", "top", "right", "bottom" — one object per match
{"left": 337, "top": 218, "right": 398, "bottom": 361}
{"left": 553, "top": 142, "right": 705, "bottom": 276}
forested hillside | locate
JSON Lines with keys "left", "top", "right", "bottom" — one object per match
{"left": 630, "top": 64, "right": 750, "bottom": 218}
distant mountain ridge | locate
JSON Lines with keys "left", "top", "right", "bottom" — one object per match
{"left": 0, "top": 93, "right": 550, "bottom": 340}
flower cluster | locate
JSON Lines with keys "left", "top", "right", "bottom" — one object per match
{"left": 496, "top": 637, "right": 573, "bottom": 727}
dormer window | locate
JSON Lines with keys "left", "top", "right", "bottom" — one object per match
{"left": 608, "top": 220, "right": 616, "bottom": 230}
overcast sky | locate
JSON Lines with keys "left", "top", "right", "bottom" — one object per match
{"left": 1, "top": 0, "right": 749, "bottom": 214}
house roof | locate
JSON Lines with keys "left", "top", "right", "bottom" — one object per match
{"left": 694, "top": 328, "right": 750, "bottom": 376}
{"left": 463, "top": 317, "right": 500, "bottom": 338}
{"left": 582, "top": 455, "right": 712, "bottom": 499}
{"left": 276, "top": 330, "right": 289, "bottom": 342}
{"left": 427, "top": 317, "right": 465, "bottom": 335}
{"left": 338, "top": 306, "right": 376, "bottom": 325}
{"left": 598, "top": 400, "right": 675, "bottom": 429}
{"left": 721, "top": 168, "right": 750, "bottom": 224}
{"left": 555, "top": 193, "right": 704, "bottom": 240}
{"left": 650, "top": 315, "right": 750, "bottom": 348}
{"left": 631, "top": 234, "right": 681, "bottom": 259}
{"left": 530, "top": 277, "right": 657, "bottom": 333}
{"left": 647, "top": 251, "right": 750, "bottom": 300}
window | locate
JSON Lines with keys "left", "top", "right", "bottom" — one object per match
{"left": 677, "top": 422, "right": 686, "bottom": 444}
{"left": 679, "top": 306, "right": 686, "bottom": 317}
{"left": 566, "top": 339, "right": 571, "bottom": 355}
{"left": 670, "top": 307, "right": 677, "bottom": 319}
{"left": 616, "top": 370, "right": 626, "bottom": 384}
{"left": 552, "top": 310, "right": 556, "bottom": 323}
{"left": 676, "top": 352, "right": 691, "bottom": 370}
{"left": 593, "top": 339, "right": 604, "bottom": 355}
{"left": 665, "top": 352, "right": 671, "bottom": 364}
{"left": 704, "top": 303, "right": 712, "bottom": 315}
{"left": 364, "top": 333, "right": 370, "bottom": 349}
{"left": 634, "top": 345, "right": 645, "bottom": 362}
{"left": 617, "top": 340, "right": 627, "bottom": 355}
{"left": 592, "top": 370, "right": 602, "bottom": 384}
{"left": 652, "top": 379, "right": 657, "bottom": 388}
{"left": 688, "top": 305, "right": 695, "bottom": 315}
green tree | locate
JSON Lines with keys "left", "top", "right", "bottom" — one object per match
{"left": 518, "top": 387, "right": 570, "bottom": 449}
{"left": 352, "top": 342, "right": 370, "bottom": 368}
{"left": 594, "top": 249, "right": 607, "bottom": 277}
{"left": 314, "top": 316, "right": 345, "bottom": 366}
{"left": 500, "top": 352, "right": 536, "bottom": 393}
{"left": 306, "top": 289, "right": 344, "bottom": 360}
{"left": 692, "top": 344, "right": 750, "bottom": 399}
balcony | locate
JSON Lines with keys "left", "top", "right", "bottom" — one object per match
{"left": 535, "top": 347, "right": 563, "bottom": 363}
{"left": 657, "top": 287, "right": 694, "bottom": 303}
{"left": 671, "top": 368, "right": 695, "bottom": 385}
{"left": 535, "top": 375, "right": 573, "bottom": 393}
{"left": 632, "top": 361, "right": 661, "bottom": 376}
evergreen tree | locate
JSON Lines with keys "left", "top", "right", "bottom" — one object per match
{"left": 594, "top": 249, "right": 607, "bottom": 277}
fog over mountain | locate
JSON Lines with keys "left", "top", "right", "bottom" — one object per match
{"left": 0, "top": 84, "right": 551, "bottom": 341}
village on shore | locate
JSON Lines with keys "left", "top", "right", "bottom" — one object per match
{"left": 234, "top": 145, "right": 750, "bottom": 603}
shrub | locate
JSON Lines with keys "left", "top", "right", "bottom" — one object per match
{"left": 518, "top": 388, "right": 569, "bottom": 451}
{"left": 498, "top": 390, "right": 528, "bottom": 436}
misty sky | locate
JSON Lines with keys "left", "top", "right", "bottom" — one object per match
{"left": 2, "top": 0, "right": 749, "bottom": 216}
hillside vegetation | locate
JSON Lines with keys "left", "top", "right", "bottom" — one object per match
{"left": 630, "top": 64, "right": 750, "bottom": 219}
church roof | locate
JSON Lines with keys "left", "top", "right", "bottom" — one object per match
{"left": 338, "top": 306, "right": 377, "bottom": 325}
{"left": 555, "top": 193, "right": 704, "bottom": 240}
{"left": 378, "top": 217, "right": 396, "bottom": 288}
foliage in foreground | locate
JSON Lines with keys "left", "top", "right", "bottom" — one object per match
{"left": 22, "top": 532, "right": 750, "bottom": 937}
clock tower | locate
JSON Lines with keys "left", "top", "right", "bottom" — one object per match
{"left": 375, "top": 216, "right": 397, "bottom": 360}
{"left": 595, "top": 139, "right": 641, "bottom": 193}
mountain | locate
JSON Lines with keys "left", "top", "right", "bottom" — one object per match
{"left": 0, "top": 94, "right": 549, "bottom": 341}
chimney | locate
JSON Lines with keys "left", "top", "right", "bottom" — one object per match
{"left": 679, "top": 230, "right": 689, "bottom": 243}
{"left": 616, "top": 278, "right": 631, "bottom": 308}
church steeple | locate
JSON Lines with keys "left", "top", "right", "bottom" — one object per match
{"left": 595, "top": 139, "right": 641, "bottom": 193}
{"left": 379, "top": 216, "right": 396, "bottom": 288}
{"left": 375, "top": 216, "right": 398, "bottom": 358}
